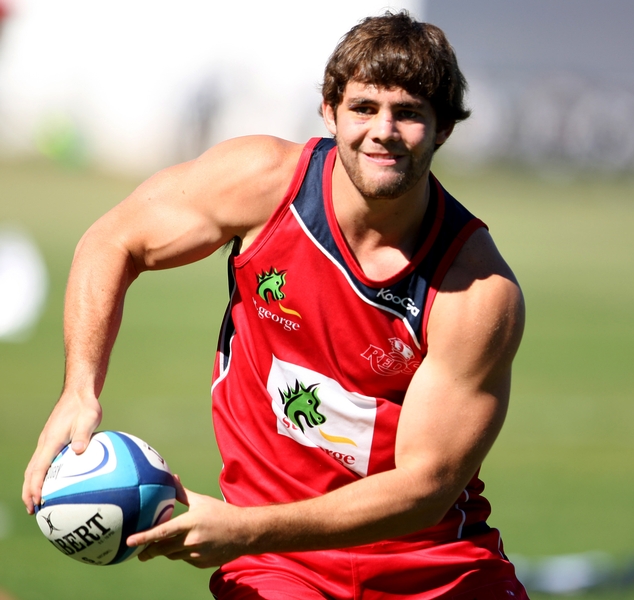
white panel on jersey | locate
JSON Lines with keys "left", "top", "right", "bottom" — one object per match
{"left": 267, "top": 355, "right": 377, "bottom": 477}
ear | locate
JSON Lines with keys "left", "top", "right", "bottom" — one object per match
{"left": 322, "top": 102, "right": 337, "bottom": 136}
{"left": 434, "top": 121, "right": 455, "bottom": 147}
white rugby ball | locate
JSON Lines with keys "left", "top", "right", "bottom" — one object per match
{"left": 36, "top": 431, "right": 176, "bottom": 565}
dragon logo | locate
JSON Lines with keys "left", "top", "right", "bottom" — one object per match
{"left": 257, "top": 268, "right": 287, "bottom": 304}
{"left": 255, "top": 267, "right": 302, "bottom": 320}
{"left": 279, "top": 380, "right": 326, "bottom": 433}
{"left": 268, "top": 357, "right": 378, "bottom": 476}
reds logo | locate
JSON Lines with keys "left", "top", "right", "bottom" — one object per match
{"left": 361, "top": 337, "right": 420, "bottom": 376}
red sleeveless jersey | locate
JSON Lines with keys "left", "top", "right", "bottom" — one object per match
{"left": 211, "top": 138, "right": 490, "bottom": 541}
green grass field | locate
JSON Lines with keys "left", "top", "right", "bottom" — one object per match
{"left": 0, "top": 158, "right": 633, "bottom": 599}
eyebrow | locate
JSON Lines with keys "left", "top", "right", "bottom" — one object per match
{"left": 394, "top": 101, "right": 427, "bottom": 110}
{"left": 346, "top": 96, "right": 374, "bottom": 106}
{"left": 346, "top": 97, "right": 426, "bottom": 110}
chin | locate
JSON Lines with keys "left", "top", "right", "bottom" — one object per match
{"left": 357, "top": 175, "right": 417, "bottom": 200}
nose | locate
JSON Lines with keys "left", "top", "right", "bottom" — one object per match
{"left": 369, "top": 110, "right": 400, "bottom": 143}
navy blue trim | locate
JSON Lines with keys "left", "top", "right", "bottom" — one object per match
{"left": 217, "top": 241, "right": 239, "bottom": 372}
{"left": 116, "top": 433, "right": 174, "bottom": 488}
{"left": 218, "top": 138, "right": 481, "bottom": 350}
{"left": 461, "top": 520, "right": 491, "bottom": 539}
{"left": 291, "top": 140, "right": 479, "bottom": 341}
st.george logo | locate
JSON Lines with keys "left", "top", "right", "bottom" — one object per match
{"left": 253, "top": 267, "right": 302, "bottom": 330}
{"left": 277, "top": 378, "right": 358, "bottom": 469}
{"left": 257, "top": 268, "right": 287, "bottom": 304}
{"left": 279, "top": 381, "right": 326, "bottom": 433}
{"left": 268, "top": 357, "right": 378, "bottom": 477}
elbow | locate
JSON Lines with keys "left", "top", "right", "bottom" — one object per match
{"left": 71, "top": 226, "right": 141, "bottom": 288}
{"left": 398, "top": 462, "right": 471, "bottom": 529}
{"left": 412, "top": 491, "right": 457, "bottom": 529}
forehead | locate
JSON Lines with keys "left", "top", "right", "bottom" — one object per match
{"left": 341, "top": 81, "right": 431, "bottom": 107}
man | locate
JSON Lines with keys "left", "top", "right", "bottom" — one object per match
{"left": 23, "top": 12, "right": 527, "bottom": 599}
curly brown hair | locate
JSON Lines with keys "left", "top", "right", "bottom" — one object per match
{"left": 321, "top": 11, "right": 471, "bottom": 128}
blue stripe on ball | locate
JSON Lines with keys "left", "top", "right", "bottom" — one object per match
{"left": 114, "top": 432, "right": 175, "bottom": 487}
{"left": 137, "top": 484, "right": 176, "bottom": 532}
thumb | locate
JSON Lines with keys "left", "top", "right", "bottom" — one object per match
{"left": 70, "top": 438, "right": 89, "bottom": 454}
{"left": 173, "top": 474, "right": 190, "bottom": 506}
{"left": 70, "top": 412, "right": 100, "bottom": 454}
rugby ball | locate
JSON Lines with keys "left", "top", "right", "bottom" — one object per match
{"left": 35, "top": 431, "right": 176, "bottom": 566}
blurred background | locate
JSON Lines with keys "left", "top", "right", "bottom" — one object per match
{"left": 0, "top": 1, "right": 633, "bottom": 598}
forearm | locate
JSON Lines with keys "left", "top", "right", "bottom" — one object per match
{"left": 131, "top": 464, "right": 460, "bottom": 567}
{"left": 22, "top": 229, "right": 139, "bottom": 512}
{"left": 62, "top": 229, "right": 139, "bottom": 396}
{"left": 235, "top": 466, "right": 452, "bottom": 555}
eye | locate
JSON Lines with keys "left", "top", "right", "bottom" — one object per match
{"left": 397, "top": 109, "right": 422, "bottom": 121}
{"left": 349, "top": 103, "right": 375, "bottom": 115}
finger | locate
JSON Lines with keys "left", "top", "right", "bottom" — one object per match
{"left": 168, "top": 550, "right": 210, "bottom": 566}
{"left": 22, "top": 464, "right": 47, "bottom": 514}
{"left": 136, "top": 535, "right": 189, "bottom": 562}
{"left": 127, "top": 515, "right": 186, "bottom": 547}
{"left": 22, "top": 394, "right": 102, "bottom": 513}
{"left": 172, "top": 474, "right": 189, "bottom": 506}
{"left": 23, "top": 457, "right": 38, "bottom": 513}
{"left": 183, "top": 555, "right": 214, "bottom": 569}
{"left": 139, "top": 544, "right": 216, "bottom": 569}
{"left": 22, "top": 471, "right": 38, "bottom": 515}
{"left": 22, "top": 441, "right": 68, "bottom": 513}
{"left": 23, "top": 461, "right": 55, "bottom": 513}
{"left": 69, "top": 407, "right": 101, "bottom": 454}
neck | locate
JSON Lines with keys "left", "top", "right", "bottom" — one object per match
{"left": 330, "top": 159, "right": 432, "bottom": 277}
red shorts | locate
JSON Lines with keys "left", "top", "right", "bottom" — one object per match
{"left": 209, "top": 527, "right": 529, "bottom": 599}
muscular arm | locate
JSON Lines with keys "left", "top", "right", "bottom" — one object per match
{"left": 22, "top": 136, "right": 303, "bottom": 513}
{"left": 128, "top": 227, "right": 525, "bottom": 566}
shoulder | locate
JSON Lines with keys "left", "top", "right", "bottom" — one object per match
{"left": 196, "top": 135, "right": 305, "bottom": 185}
{"left": 427, "top": 227, "right": 525, "bottom": 376}
{"left": 185, "top": 135, "right": 306, "bottom": 235}
{"left": 135, "top": 136, "right": 306, "bottom": 239}
{"left": 95, "top": 136, "right": 307, "bottom": 270}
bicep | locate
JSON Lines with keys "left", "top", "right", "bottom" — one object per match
{"left": 395, "top": 349, "right": 511, "bottom": 496}
{"left": 80, "top": 136, "right": 301, "bottom": 272}
{"left": 395, "top": 233, "right": 525, "bottom": 502}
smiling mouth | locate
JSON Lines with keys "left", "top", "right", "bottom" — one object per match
{"left": 364, "top": 153, "right": 404, "bottom": 165}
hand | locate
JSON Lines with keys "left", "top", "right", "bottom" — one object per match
{"left": 22, "top": 391, "right": 102, "bottom": 514}
{"left": 127, "top": 477, "right": 246, "bottom": 569}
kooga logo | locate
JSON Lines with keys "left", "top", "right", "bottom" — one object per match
{"left": 376, "top": 288, "right": 420, "bottom": 316}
